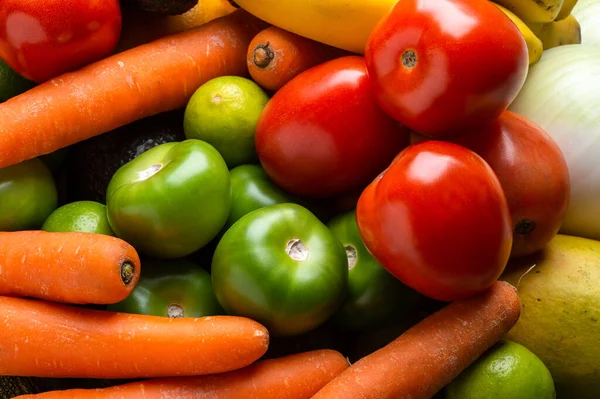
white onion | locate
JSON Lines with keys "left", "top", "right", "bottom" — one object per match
{"left": 573, "top": 0, "right": 600, "bottom": 46}
{"left": 509, "top": 44, "right": 600, "bottom": 241}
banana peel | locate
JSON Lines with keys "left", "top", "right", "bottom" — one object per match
{"left": 494, "top": 4, "right": 544, "bottom": 65}
{"left": 492, "top": 0, "right": 564, "bottom": 23}
{"left": 528, "top": 14, "right": 582, "bottom": 50}
{"left": 556, "top": 0, "right": 579, "bottom": 20}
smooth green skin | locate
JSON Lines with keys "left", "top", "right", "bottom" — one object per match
{"left": 445, "top": 340, "right": 556, "bottom": 399}
{"left": 41, "top": 201, "right": 115, "bottom": 236}
{"left": 327, "top": 209, "right": 422, "bottom": 331}
{"left": 226, "top": 164, "right": 295, "bottom": 230}
{"left": 106, "top": 139, "right": 231, "bottom": 259}
{"left": 183, "top": 76, "right": 270, "bottom": 169}
{"left": 107, "top": 258, "right": 224, "bottom": 318}
{"left": 212, "top": 203, "right": 349, "bottom": 337}
{"left": 0, "top": 158, "right": 57, "bottom": 231}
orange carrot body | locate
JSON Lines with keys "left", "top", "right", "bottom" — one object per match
{"left": 13, "top": 349, "right": 349, "bottom": 399}
{"left": 312, "top": 281, "right": 521, "bottom": 399}
{"left": 0, "top": 231, "right": 140, "bottom": 304}
{"left": 0, "top": 296, "right": 269, "bottom": 379}
{"left": 247, "top": 26, "right": 349, "bottom": 91}
{"left": 0, "top": 10, "right": 267, "bottom": 169}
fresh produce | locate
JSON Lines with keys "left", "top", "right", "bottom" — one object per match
{"left": 226, "top": 164, "right": 295, "bottom": 229}
{"left": 450, "top": 110, "right": 570, "bottom": 258}
{"left": 0, "top": 10, "right": 267, "bottom": 170}
{"left": 493, "top": 0, "right": 565, "bottom": 22}
{"left": 444, "top": 340, "right": 556, "bottom": 399}
{"left": 232, "top": 0, "right": 397, "bottom": 54}
{"left": 106, "top": 140, "right": 231, "bottom": 259}
{"left": 247, "top": 26, "right": 348, "bottom": 92}
{"left": 41, "top": 201, "right": 115, "bottom": 236}
{"left": 211, "top": 203, "right": 348, "bottom": 336}
{"left": 183, "top": 76, "right": 270, "bottom": 169}
{"left": 311, "top": 281, "right": 521, "bottom": 399}
{"left": 12, "top": 350, "right": 349, "bottom": 399}
{"left": 255, "top": 55, "right": 410, "bottom": 198}
{"left": 0, "top": 296, "right": 269, "bottom": 379}
{"left": 326, "top": 209, "right": 422, "bottom": 331}
{"left": 108, "top": 258, "right": 224, "bottom": 318}
{"left": 493, "top": 4, "right": 544, "bottom": 65}
{"left": 364, "top": 0, "right": 529, "bottom": 139}
{"left": 0, "top": 60, "right": 36, "bottom": 103}
{"left": 0, "top": 158, "right": 57, "bottom": 231}
{"left": 527, "top": 14, "right": 582, "bottom": 49}
{"left": 557, "top": 0, "right": 580, "bottom": 20}
{"left": 0, "top": 231, "right": 140, "bottom": 304}
{"left": 573, "top": 0, "right": 600, "bottom": 45}
{"left": 122, "top": 0, "right": 199, "bottom": 15}
{"left": 501, "top": 234, "right": 600, "bottom": 398}
{"left": 357, "top": 140, "right": 513, "bottom": 302}
{"left": 508, "top": 45, "right": 600, "bottom": 241}
{"left": 0, "top": 0, "right": 122, "bottom": 83}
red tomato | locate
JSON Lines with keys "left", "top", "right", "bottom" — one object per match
{"left": 364, "top": 0, "right": 529, "bottom": 139}
{"left": 451, "top": 111, "right": 570, "bottom": 258}
{"left": 255, "top": 55, "right": 410, "bottom": 198}
{"left": 0, "top": 0, "right": 122, "bottom": 83}
{"left": 356, "top": 140, "right": 513, "bottom": 302}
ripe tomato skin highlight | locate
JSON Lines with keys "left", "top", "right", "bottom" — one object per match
{"left": 255, "top": 55, "right": 410, "bottom": 199}
{"left": 356, "top": 140, "right": 513, "bottom": 302}
{"left": 364, "top": 0, "right": 529, "bottom": 139}
{"left": 451, "top": 111, "right": 571, "bottom": 258}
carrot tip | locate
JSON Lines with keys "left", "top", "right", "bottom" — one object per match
{"left": 253, "top": 42, "right": 274, "bottom": 68}
{"left": 120, "top": 261, "right": 136, "bottom": 285}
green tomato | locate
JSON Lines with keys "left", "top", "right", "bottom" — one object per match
{"left": 106, "top": 139, "right": 231, "bottom": 259}
{"left": 42, "top": 200, "right": 115, "bottom": 236}
{"left": 212, "top": 203, "right": 348, "bottom": 337}
{"left": 107, "top": 258, "right": 223, "bottom": 318}
{"left": 327, "top": 209, "right": 422, "bottom": 331}
{"left": 0, "top": 158, "right": 57, "bottom": 231}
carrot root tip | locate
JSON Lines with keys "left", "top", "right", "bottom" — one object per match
{"left": 120, "top": 261, "right": 136, "bottom": 285}
{"left": 253, "top": 42, "right": 275, "bottom": 68}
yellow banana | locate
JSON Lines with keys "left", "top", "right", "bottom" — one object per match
{"left": 231, "top": 0, "right": 398, "bottom": 54}
{"left": 493, "top": 4, "right": 544, "bottom": 65}
{"left": 527, "top": 14, "right": 582, "bottom": 50}
{"left": 491, "top": 0, "right": 564, "bottom": 23}
{"left": 555, "top": 0, "right": 579, "bottom": 20}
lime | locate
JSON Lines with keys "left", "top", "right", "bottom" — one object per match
{"left": 444, "top": 340, "right": 556, "bottom": 399}
{"left": 42, "top": 201, "right": 115, "bottom": 236}
{"left": 0, "top": 59, "right": 36, "bottom": 102}
{"left": 183, "top": 76, "right": 270, "bottom": 169}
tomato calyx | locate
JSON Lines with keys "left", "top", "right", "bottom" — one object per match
{"left": 286, "top": 238, "right": 310, "bottom": 261}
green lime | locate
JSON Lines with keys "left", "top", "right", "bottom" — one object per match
{"left": 0, "top": 59, "right": 36, "bottom": 102}
{"left": 444, "top": 340, "right": 556, "bottom": 399}
{"left": 183, "top": 76, "right": 270, "bottom": 169}
{"left": 42, "top": 201, "right": 115, "bottom": 236}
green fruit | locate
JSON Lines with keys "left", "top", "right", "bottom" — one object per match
{"left": 41, "top": 201, "right": 115, "bottom": 236}
{"left": 501, "top": 234, "right": 600, "bottom": 399}
{"left": 106, "top": 139, "right": 231, "bottom": 259}
{"left": 0, "top": 59, "right": 36, "bottom": 102}
{"left": 211, "top": 203, "right": 348, "bottom": 337}
{"left": 0, "top": 158, "right": 57, "bottom": 231}
{"left": 327, "top": 209, "right": 422, "bottom": 331}
{"left": 108, "top": 258, "right": 223, "bottom": 318}
{"left": 183, "top": 76, "right": 270, "bottom": 169}
{"left": 445, "top": 340, "right": 556, "bottom": 399}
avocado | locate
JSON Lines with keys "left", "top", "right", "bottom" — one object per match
{"left": 66, "top": 110, "right": 186, "bottom": 204}
{"left": 121, "top": 0, "right": 199, "bottom": 15}
{"left": 501, "top": 234, "right": 600, "bottom": 399}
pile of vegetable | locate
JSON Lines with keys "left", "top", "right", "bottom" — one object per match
{"left": 0, "top": 0, "right": 599, "bottom": 397}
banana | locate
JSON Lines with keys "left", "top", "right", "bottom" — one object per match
{"left": 494, "top": 4, "right": 544, "bottom": 65}
{"left": 527, "top": 14, "right": 582, "bottom": 50}
{"left": 231, "top": 0, "right": 398, "bottom": 54}
{"left": 555, "top": 0, "right": 579, "bottom": 20}
{"left": 491, "top": 0, "right": 564, "bottom": 23}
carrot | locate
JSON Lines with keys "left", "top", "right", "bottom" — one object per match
{"left": 312, "top": 281, "right": 521, "bottom": 399}
{"left": 247, "top": 26, "right": 349, "bottom": 91}
{"left": 0, "top": 296, "right": 269, "bottom": 379}
{"left": 12, "top": 349, "right": 349, "bottom": 399}
{"left": 0, "top": 9, "right": 268, "bottom": 169}
{"left": 0, "top": 231, "right": 141, "bottom": 305}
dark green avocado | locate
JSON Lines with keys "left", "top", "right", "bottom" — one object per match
{"left": 120, "top": 0, "right": 199, "bottom": 15}
{"left": 66, "top": 110, "right": 186, "bottom": 204}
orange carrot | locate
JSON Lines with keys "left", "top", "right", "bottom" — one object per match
{"left": 13, "top": 349, "right": 349, "bottom": 399}
{"left": 0, "top": 296, "right": 269, "bottom": 379}
{"left": 0, "top": 9, "right": 268, "bottom": 169}
{"left": 0, "top": 231, "right": 141, "bottom": 305}
{"left": 312, "top": 281, "right": 521, "bottom": 399}
{"left": 247, "top": 26, "right": 349, "bottom": 91}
